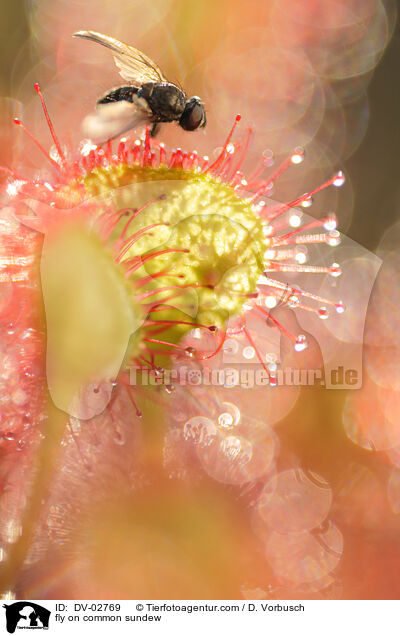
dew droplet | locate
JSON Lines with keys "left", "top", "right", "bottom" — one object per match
{"left": 223, "top": 338, "right": 239, "bottom": 355}
{"left": 294, "top": 334, "right": 308, "bottom": 352}
{"left": 185, "top": 346, "right": 196, "bottom": 358}
{"left": 329, "top": 263, "right": 342, "bottom": 277}
{"left": 220, "top": 402, "right": 241, "bottom": 428}
{"left": 327, "top": 231, "right": 341, "bottom": 247}
{"left": 289, "top": 213, "right": 302, "bottom": 227}
{"left": 335, "top": 302, "right": 345, "bottom": 314}
{"left": 323, "top": 214, "right": 338, "bottom": 231}
{"left": 264, "top": 295, "right": 278, "bottom": 309}
{"left": 254, "top": 201, "right": 266, "bottom": 214}
{"left": 262, "top": 149, "right": 274, "bottom": 167}
{"left": 243, "top": 346, "right": 255, "bottom": 360}
{"left": 291, "top": 147, "right": 305, "bottom": 164}
{"left": 218, "top": 412, "right": 234, "bottom": 429}
{"left": 333, "top": 171, "right": 345, "bottom": 187}
{"left": 295, "top": 250, "right": 307, "bottom": 264}
{"left": 288, "top": 294, "right": 300, "bottom": 308}
{"left": 318, "top": 307, "right": 329, "bottom": 320}
{"left": 79, "top": 140, "right": 97, "bottom": 156}
{"left": 301, "top": 195, "right": 313, "bottom": 208}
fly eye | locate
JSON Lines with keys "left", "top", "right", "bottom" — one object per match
{"left": 179, "top": 98, "right": 206, "bottom": 131}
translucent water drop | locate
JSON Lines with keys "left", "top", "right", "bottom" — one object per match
{"left": 185, "top": 346, "right": 196, "bottom": 358}
{"left": 262, "top": 149, "right": 274, "bottom": 167}
{"left": 243, "top": 346, "right": 255, "bottom": 360}
{"left": 223, "top": 338, "right": 239, "bottom": 355}
{"left": 329, "top": 263, "right": 342, "bottom": 277}
{"left": 323, "top": 214, "right": 338, "bottom": 231}
{"left": 220, "top": 402, "right": 241, "bottom": 427}
{"left": 264, "top": 295, "right": 278, "bottom": 309}
{"left": 335, "top": 302, "right": 345, "bottom": 314}
{"left": 288, "top": 295, "right": 300, "bottom": 308}
{"left": 295, "top": 250, "right": 307, "bottom": 264}
{"left": 333, "top": 171, "right": 345, "bottom": 187}
{"left": 301, "top": 196, "right": 313, "bottom": 208}
{"left": 79, "top": 140, "right": 97, "bottom": 156}
{"left": 218, "top": 412, "right": 234, "bottom": 429}
{"left": 49, "top": 146, "right": 66, "bottom": 166}
{"left": 269, "top": 375, "right": 277, "bottom": 387}
{"left": 327, "top": 231, "right": 341, "bottom": 247}
{"left": 254, "top": 201, "right": 266, "bottom": 215}
{"left": 294, "top": 334, "right": 308, "bottom": 352}
{"left": 289, "top": 213, "right": 302, "bottom": 227}
{"left": 291, "top": 147, "right": 305, "bottom": 164}
{"left": 226, "top": 143, "right": 235, "bottom": 154}
{"left": 318, "top": 307, "right": 329, "bottom": 320}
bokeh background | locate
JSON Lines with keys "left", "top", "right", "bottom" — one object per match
{"left": 0, "top": 0, "right": 400, "bottom": 600}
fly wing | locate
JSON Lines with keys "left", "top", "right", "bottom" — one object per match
{"left": 73, "top": 30, "right": 167, "bottom": 85}
{"left": 81, "top": 100, "right": 150, "bottom": 144}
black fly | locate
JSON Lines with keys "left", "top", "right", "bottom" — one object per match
{"left": 73, "top": 31, "right": 207, "bottom": 143}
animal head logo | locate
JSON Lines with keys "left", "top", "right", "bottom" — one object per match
{"left": 3, "top": 602, "right": 50, "bottom": 633}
